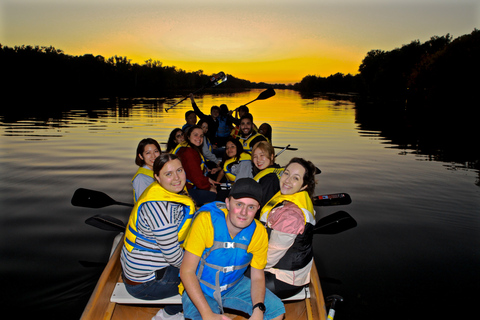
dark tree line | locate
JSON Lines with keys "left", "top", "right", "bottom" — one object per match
{"left": 0, "top": 44, "right": 259, "bottom": 103}
{"left": 297, "top": 29, "right": 479, "bottom": 108}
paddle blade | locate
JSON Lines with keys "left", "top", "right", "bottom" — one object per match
{"left": 313, "top": 193, "right": 351, "bottom": 206}
{"left": 314, "top": 211, "right": 357, "bottom": 235}
{"left": 256, "top": 88, "right": 276, "bottom": 100}
{"left": 85, "top": 214, "right": 126, "bottom": 232}
{"left": 209, "top": 72, "right": 227, "bottom": 87}
{"left": 72, "top": 188, "right": 120, "bottom": 208}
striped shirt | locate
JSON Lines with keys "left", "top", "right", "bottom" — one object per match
{"left": 120, "top": 201, "right": 185, "bottom": 282}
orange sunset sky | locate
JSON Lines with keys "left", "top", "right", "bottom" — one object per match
{"left": 1, "top": 0, "right": 478, "bottom": 84}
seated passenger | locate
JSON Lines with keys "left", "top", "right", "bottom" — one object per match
{"left": 252, "top": 141, "right": 283, "bottom": 207}
{"left": 258, "top": 122, "right": 272, "bottom": 143}
{"left": 121, "top": 153, "right": 195, "bottom": 320}
{"left": 174, "top": 125, "right": 218, "bottom": 206}
{"left": 236, "top": 113, "right": 266, "bottom": 152}
{"left": 217, "top": 137, "right": 253, "bottom": 185}
{"left": 259, "top": 157, "right": 317, "bottom": 299}
{"left": 166, "top": 128, "right": 184, "bottom": 154}
{"left": 132, "top": 138, "right": 161, "bottom": 202}
{"left": 182, "top": 110, "right": 197, "bottom": 132}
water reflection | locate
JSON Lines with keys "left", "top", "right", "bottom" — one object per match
{"left": 1, "top": 89, "right": 479, "bottom": 320}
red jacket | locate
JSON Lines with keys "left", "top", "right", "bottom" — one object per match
{"left": 176, "top": 147, "right": 211, "bottom": 190}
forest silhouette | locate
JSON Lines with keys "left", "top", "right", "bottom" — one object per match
{"left": 1, "top": 29, "right": 478, "bottom": 109}
{"left": 1, "top": 29, "right": 479, "bottom": 168}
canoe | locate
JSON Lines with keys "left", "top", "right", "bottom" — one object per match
{"left": 80, "top": 234, "right": 328, "bottom": 320}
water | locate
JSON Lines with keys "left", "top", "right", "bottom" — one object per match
{"left": 1, "top": 89, "right": 479, "bottom": 319}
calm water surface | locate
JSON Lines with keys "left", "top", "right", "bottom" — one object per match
{"left": 1, "top": 89, "right": 479, "bottom": 319}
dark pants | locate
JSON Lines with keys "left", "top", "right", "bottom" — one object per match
{"left": 123, "top": 266, "right": 182, "bottom": 315}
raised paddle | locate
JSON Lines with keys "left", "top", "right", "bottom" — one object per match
{"left": 71, "top": 188, "right": 133, "bottom": 209}
{"left": 165, "top": 71, "right": 227, "bottom": 112}
{"left": 312, "top": 193, "right": 352, "bottom": 206}
{"left": 243, "top": 87, "right": 276, "bottom": 106}
{"left": 313, "top": 211, "right": 357, "bottom": 235}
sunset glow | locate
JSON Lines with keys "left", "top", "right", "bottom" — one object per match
{"left": 2, "top": 0, "right": 478, "bottom": 84}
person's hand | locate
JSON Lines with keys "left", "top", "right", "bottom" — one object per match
{"left": 210, "top": 167, "right": 220, "bottom": 175}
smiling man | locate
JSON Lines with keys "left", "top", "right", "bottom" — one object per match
{"left": 180, "top": 178, "right": 285, "bottom": 320}
{"left": 236, "top": 113, "right": 266, "bottom": 152}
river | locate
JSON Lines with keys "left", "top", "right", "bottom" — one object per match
{"left": 1, "top": 89, "right": 478, "bottom": 319}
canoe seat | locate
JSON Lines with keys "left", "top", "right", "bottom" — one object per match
{"left": 111, "top": 282, "right": 310, "bottom": 304}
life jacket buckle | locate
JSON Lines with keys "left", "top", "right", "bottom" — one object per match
{"left": 223, "top": 266, "right": 234, "bottom": 273}
{"left": 223, "top": 242, "right": 235, "bottom": 249}
{"left": 220, "top": 284, "right": 228, "bottom": 292}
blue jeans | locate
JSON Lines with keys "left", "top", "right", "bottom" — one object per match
{"left": 123, "top": 266, "right": 182, "bottom": 315}
{"left": 182, "top": 276, "right": 285, "bottom": 320}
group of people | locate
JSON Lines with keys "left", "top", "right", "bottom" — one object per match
{"left": 123, "top": 96, "right": 318, "bottom": 320}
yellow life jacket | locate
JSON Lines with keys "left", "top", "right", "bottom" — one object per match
{"left": 239, "top": 132, "right": 265, "bottom": 152}
{"left": 124, "top": 182, "right": 195, "bottom": 252}
{"left": 259, "top": 190, "right": 315, "bottom": 225}
{"left": 132, "top": 166, "right": 154, "bottom": 201}
{"left": 253, "top": 167, "right": 284, "bottom": 182}
{"left": 223, "top": 152, "right": 251, "bottom": 182}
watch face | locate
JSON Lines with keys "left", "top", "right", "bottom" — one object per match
{"left": 254, "top": 302, "right": 266, "bottom": 312}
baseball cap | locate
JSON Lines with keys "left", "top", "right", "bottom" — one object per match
{"left": 228, "top": 178, "right": 263, "bottom": 205}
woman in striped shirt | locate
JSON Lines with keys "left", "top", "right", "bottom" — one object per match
{"left": 121, "top": 153, "right": 196, "bottom": 320}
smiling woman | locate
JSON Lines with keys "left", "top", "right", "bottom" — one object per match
{"left": 132, "top": 138, "right": 161, "bottom": 202}
{"left": 259, "top": 157, "right": 318, "bottom": 300}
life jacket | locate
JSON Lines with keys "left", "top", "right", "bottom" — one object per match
{"left": 239, "top": 132, "right": 266, "bottom": 152}
{"left": 216, "top": 116, "right": 231, "bottom": 138}
{"left": 124, "top": 182, "right": 195, "bottom": 252}
{"left": 195, "top": 202, "right": 256, "bottom": 313}
{"left": 132, "top": 166, "right": 154, "bottom": 201}
{"left": 223, "top": 152, "right": 251, "bottom": 182}
{"left": 259, "top": 191, "right": 316, "bottom": 271}
{"left": 253, "top": 166, "right": 284, "bottom": 182}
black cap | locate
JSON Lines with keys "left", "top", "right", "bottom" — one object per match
{"left": 228, "top": 178, "right": 263, "bottom": 205}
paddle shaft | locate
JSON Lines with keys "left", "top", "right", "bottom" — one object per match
{"left": 165, "top": 72, "right": 226, "bottom": 112}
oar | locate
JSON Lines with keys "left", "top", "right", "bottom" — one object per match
{"left": 85, "top": 210, "right": 356, "bottom": 236}
{"left": 275, "top": 144, "right": 291, "bottom": 158}
{"left": 313, "top": 211, "right": 357, "bottom": 235}
{"left": 85, "top": 214, "right": 126, "bottom": 232}
{"left": 165, "top": 72, "right": 227, "bottom": 112}
{"left": 243, "top": 88, "right": 276, "bottom": 106}
{"left": 326, "top": 295, "right": 344, "bottom": 320}
{"left": 273, "top": 145, "right": 298, "bottom": 151}
{"left": 312, "top": 193, "right": 352, "bottom": 206}
{"left": 71, "top": 188, "right": 133, "bottom": 209}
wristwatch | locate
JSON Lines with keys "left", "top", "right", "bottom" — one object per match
{"left": 252, "top": 302, "right": 266, "bottom": 313}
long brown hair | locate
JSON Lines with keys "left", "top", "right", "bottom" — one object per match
{"left": 285, "top": 157, "right": 317, "bottom": 198}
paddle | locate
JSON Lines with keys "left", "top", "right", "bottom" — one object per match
{"left": 85, "top": 210, "right": 355, "bottom": 236}
{"left": 85, "top": 214, "right": 127, "bottom": 232}
{"left": 312, "top": 193, "right": 351, "bottom": 206}
{"left": 313, "top": 211, "right": 356, "bottom": 235}
{"left": 71, "top": 188, "right": 133, "bottom": 209}
{"left": 272, "top": 146, "right": 298, "bottom": 151}
{"left": 326, "top": 295, "right": 344, "bottom": 320}
{"left": 165, "top": 72, "right": 227, "bottom": 112}
{"left": 243, "top": 88, "right": 276, "bottom": 106}
{"left": 275, "top": 144, "right": 291, "bottom": 158}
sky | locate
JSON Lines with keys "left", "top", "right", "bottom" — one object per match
{"left": 1, "top": 0, "right": 478, "bottom": 84}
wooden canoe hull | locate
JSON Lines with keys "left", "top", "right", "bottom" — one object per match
{"left": 81, "top": 235, "right": 327, "bottom": 320}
